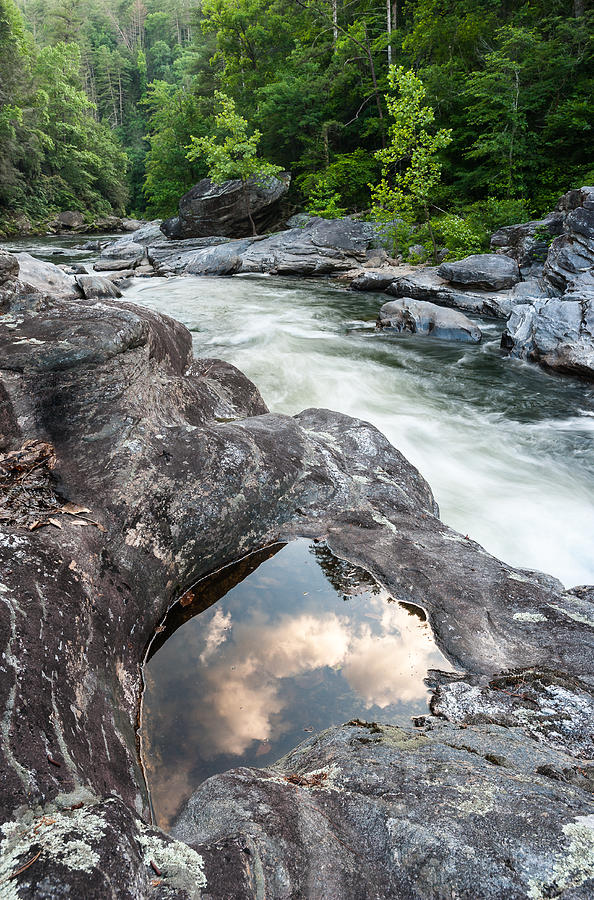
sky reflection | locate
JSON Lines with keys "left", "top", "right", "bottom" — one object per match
{"left": 141, "top": 539, "right": 452, "bottom": 828}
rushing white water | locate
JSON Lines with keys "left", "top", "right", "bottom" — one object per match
{"left": 122, "top": 274, "right": 594, "bottom": 588}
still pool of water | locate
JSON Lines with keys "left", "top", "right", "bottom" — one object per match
{"left": 141, "top": 539, "right": 451, "bottom": 829}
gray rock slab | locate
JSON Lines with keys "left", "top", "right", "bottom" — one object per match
{"left": 173, "top": 718, "right": 594, "bottom": 899}
{"left": 15, "top": 251, "right": 80, "bottom": 298}
{"left": 75, "top": 274, "right": 123, "bottom": 299}
{"left": 438, "top": 253, "right": 521, "bottom": 290}
{"left": 386, "top": 267, "right": 515, "bottom": 318}
{"left": 377, "top": 297, "right": 482, "bottom": 343}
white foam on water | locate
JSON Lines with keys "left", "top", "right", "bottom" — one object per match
{"left": 125, "top": 275, "right": 594, "bottom": 588}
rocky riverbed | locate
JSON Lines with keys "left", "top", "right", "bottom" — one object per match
{"left": 0, "top": 241, "right": 593, "bottom": 898}
{"left": 81, "top": 185, "right": 594, "bottom": 381}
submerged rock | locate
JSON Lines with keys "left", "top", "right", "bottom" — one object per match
{"left": 377, "top": 297, "right": 482, "bottom": 343}
{"left": 162, "top": 174, "right": 290, "bottom": 239}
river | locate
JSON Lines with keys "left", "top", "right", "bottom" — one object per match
{"left": 5, "top": 235, "right": 594, "bottom": 586}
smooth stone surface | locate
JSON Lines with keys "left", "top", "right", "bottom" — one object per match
{"left": 162, "top": 175, "right": 290, "bottom": 239}
{"left": 438, "top": 253, "right": 521, "bottom": 290}
{"left": 100, "top": 239, "right": 145, "bottom": 261}
{"left": 350, "top": 268, "right": 400, "bottom": 292}
{"left": 15, "top": 251, "right": 80, "bottom": 298}
{"left": 377, "top": 297, "right": 482, "bottom": 343}
{"left": 75, "top": 273, "right": 123, "bottom": 299}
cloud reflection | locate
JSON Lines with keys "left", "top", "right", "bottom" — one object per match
{"left": 193, "top": 597, "right": 440, "bottom": 758}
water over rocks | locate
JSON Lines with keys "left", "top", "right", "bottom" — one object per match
{"left": 0, "top": 248, "right": 593, "bottom": 896}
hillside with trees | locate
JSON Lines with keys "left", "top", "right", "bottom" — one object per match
{"left": 1, "top": 0, "right": 592, "bottom": 245}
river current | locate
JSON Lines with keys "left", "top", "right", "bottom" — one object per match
{"left": 5, "top": 235, "right": 594, "bottom": 586}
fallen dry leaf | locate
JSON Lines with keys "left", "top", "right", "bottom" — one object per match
{"left": 60, "top": 503, "right": 91, "bottom": 515}
{"left": 48, "top": 518, "right": 62, "bottom": 529}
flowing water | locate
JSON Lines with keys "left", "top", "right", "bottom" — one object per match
{"left": 121, "top": 273, "right": 594, "bottom": 589}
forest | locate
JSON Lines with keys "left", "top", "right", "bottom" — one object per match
{"left": 0, "top": 0, "right": 592, "bottom": 249}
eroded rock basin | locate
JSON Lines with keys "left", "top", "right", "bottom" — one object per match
{"left": 141, "top": 539, "right": 451, "bottom": 829}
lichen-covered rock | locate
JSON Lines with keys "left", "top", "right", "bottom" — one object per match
{"left": 377, "top": 297, "right": 482, "bottom": 343}
{"left": 173, "top": 718, "right": 594, "bottom": 899}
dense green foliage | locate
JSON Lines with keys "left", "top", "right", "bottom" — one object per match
{"left": 1, "top": 0, "right": 592, "bottom": 238}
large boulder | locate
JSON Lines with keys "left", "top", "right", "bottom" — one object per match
{"left": 15, "top": 251, "right": 80, "bottom": 298}
{"left": 377, "top": 297, "right": 482, "bottom": 343}
{"left": 501, "top": 297, "right": 594, "bottom": 379}
{"left": 75, "top": 273, "right": 123, "bottom": 299}
{"left": 437, "top": 253, "right": 521, "bottom": 290}
{"left": 161, "top": 174, "right": 290, "bottom": 239}
{"left": 0, "top": 275, "right": 593, "bottom": 894}
{"left": 55, "top": 210, "right": 85, "bottom": 230}
{"left": 173, "top": 713, "right": 594, "bottom": 899}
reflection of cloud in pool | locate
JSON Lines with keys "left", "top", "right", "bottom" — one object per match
{"left": 196, "top": 602, "right": 439, "bottom": 758}
{"left": 200, "top": 607, "right": 232, "bottom": 663}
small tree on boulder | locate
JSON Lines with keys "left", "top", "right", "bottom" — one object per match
{"left": 370, "top": 67, "right": 452, "bottom": 260}
{"left": 187, "top": 91, "right": 283, "bottom": 236}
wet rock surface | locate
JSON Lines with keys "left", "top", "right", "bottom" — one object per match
{"left": 0, "top": 251, "right": 593, "bottom": 896}
{"left": 101, "top": 217, "right": 383, "bottom": 278}
{"left": 377, "top": 297, "right": 482, "bottom": 343}
{"left": 161, "top": 175, "right": 290, "bottom": 240}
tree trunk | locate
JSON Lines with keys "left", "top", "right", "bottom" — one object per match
{"left": 424, "top": 203, "right": 438, "bottom": 264}
{"left": 363, "top": 25, "right": 385, "bottom": 147}
{"left": 332, "top": 0, "right": 338, "bottom": 45}
{"left": 387, "top": 0, "right": 392, "bottom": 67}
{"left": 573, "top": 0, "right": 585, "bottom": 16}
{"left": 243, "top": 180, "right": 257, "bottom": 236}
